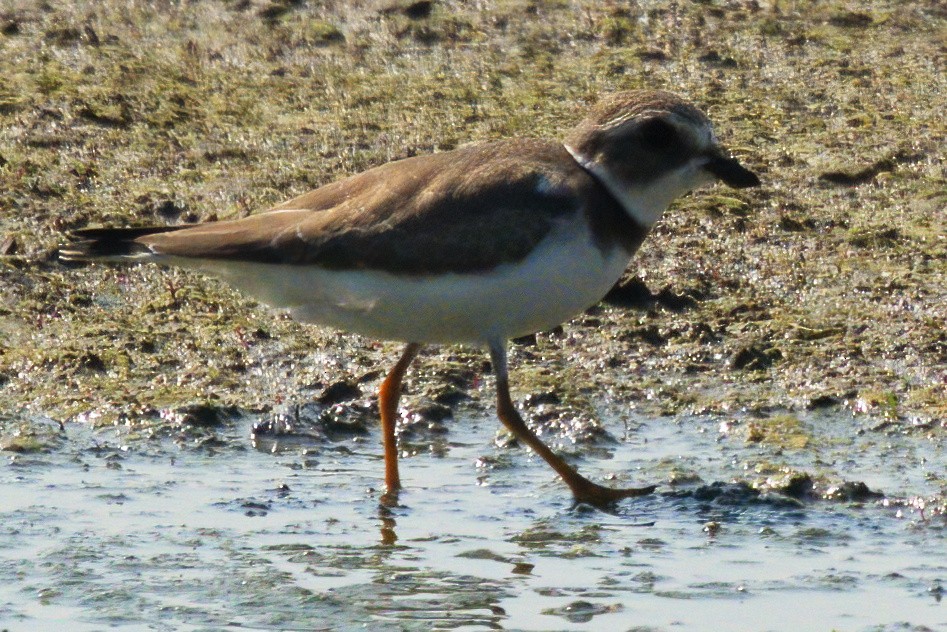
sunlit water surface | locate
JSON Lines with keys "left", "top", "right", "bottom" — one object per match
{"left": 1, "top": 414, "right": 943, "bottom": 631}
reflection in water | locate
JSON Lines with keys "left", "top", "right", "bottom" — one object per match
{"left": 0, "top": 414, "right": 943, "bottom": 631}
{"left": 378, "top": 500, "right": 398, "bottom": 546}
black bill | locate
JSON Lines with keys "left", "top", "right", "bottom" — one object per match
{"left": 705, "top": 153, "right": 761, "bottom": 189}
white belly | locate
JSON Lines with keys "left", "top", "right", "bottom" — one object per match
{"left": 168, "top": 224, "right": 632, "bottom": 345}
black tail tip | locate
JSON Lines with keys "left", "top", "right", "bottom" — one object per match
{"left": 57, "top": 225, "right": 176, "bottom": 262}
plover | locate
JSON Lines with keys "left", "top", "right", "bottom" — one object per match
{"left": 61, "top": 90, "right": 760, "bottom": 505}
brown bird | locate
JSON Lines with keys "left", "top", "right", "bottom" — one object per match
{"left": 61, "top": 90, "right": 760, "bottom": 505}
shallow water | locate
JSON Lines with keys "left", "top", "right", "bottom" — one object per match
{"left": 1, "top": 413, "right": 943, "bottom": 632}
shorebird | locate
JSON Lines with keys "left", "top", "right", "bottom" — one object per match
{"left": 61, "top": 90, "right": 760, "bottom": 505}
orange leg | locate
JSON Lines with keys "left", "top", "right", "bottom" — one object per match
{"left": 488, "top": 342, "right": 656, "bottom": 506}
{"left": 378, "top": 343, "right": 421, "bottom": 495}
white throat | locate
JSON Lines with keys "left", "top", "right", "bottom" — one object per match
{"left": 564, "top": 143, "right": 708, "bottom": 228}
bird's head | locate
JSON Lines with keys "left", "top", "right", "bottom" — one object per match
{"left": 564, "top": 90, "right": 760, "bottom": 227}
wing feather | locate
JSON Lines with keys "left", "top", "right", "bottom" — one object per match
{"left": 67, "top": 140, "right": 590, "bottom": 275}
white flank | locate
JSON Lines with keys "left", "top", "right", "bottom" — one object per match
{"left": 162, "top": 218, "right": 632, "bottom": 345}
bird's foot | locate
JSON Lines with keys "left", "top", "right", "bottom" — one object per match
{"left": 569, "top": 479, "right": 657, "bottom": 507}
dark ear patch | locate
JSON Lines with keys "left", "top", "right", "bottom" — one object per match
{"left": 636, "top": 118, "right": 678, "bottom": 150}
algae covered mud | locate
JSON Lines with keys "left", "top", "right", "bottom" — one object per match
{"left": 0, "top": 0, "right": 944, "bottom": 630}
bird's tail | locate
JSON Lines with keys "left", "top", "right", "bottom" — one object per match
{"left": 58, "top": 226, "right": 183, "bottom": 262}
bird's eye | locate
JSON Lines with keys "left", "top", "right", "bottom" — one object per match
{"left": 637, "top": 119, "right": 677, "bottom": 150}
